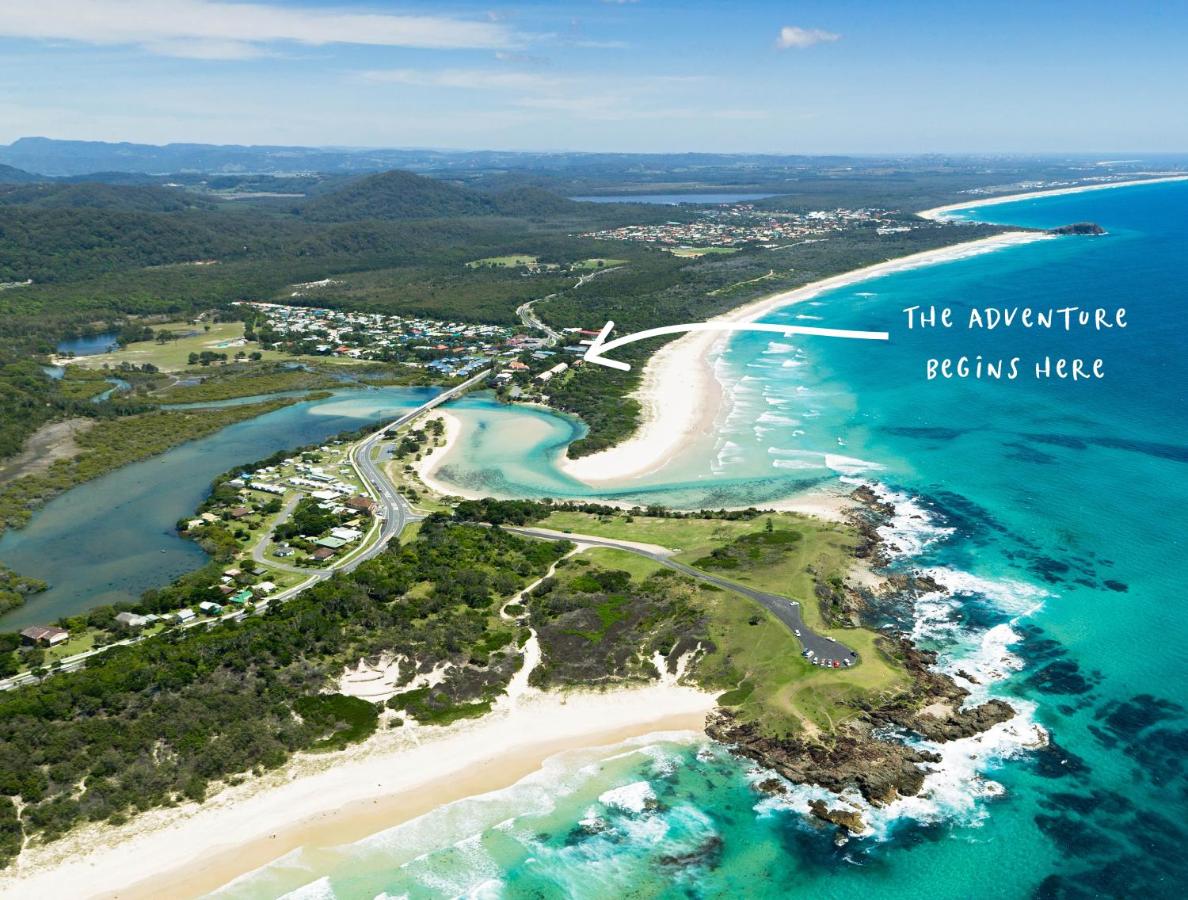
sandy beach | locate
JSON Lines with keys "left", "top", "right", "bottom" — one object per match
{"left": 918, "top": 173, "right": 1188, "bottom": 220}
{"left": 411, "top": 408, "right": 486, "bottom": 500}
{"left": 0, "top": 683, "right": 715, "bottom": 900}
{"left": 420, "top": 174, "right": 1188, "bottom": 500}
{"left": 555, "top": 230, "right": 1051, "bottom": 486}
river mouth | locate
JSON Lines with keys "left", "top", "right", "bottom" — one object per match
{"left": 0, "top": 386, "right": 439, "bottom": 629}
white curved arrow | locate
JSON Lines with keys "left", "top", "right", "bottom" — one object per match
{"left": 582, "top": 320, "right": 889, "bottom": 371}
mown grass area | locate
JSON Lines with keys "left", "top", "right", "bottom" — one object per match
{"left": 694, "top": 584, "right": 907, "bottom": 737}
{"left": 543, "top": 510, "right": 910, "bottom": 737}
{"left": 667, "top": 246, "right": 740, "bottom": 258}
{"left": 572, "top": 258, "right": 628, "bottom": 270}
{"left": 65, "top": 321, "right": 288, "bottom": 371}
{"left": 582, "top": 546, "right": 665, "bottom": 581}
{"left": 465, "top": 254, "right": 540, "bottom": 268}
{"left": 541, "top": 510, "right": 786, "bottom": 558}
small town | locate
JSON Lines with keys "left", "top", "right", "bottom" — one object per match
{"left": 582, "top": 204, "right": 918, "bottom": 251}
{"left": 237, "top": 299, "right": 598, "bottom": 387}
{"left": 185, "top": 437, "right": 379, "bottom": 572}
{"left": 238, "top": 300, "right": 516, "bottom": 377}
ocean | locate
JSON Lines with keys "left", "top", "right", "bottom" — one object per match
{"left": 221, "top": 181, "right": 1187, "bottom": 898}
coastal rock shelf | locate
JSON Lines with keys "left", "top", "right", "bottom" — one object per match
{"left": 1046, "top": 221, "right": 1107, "bottom": 235}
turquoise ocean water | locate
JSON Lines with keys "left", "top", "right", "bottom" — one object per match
{"left": 222, "top": 182, "right": 1187, "bottom": 899}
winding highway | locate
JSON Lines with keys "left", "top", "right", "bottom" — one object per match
{"left": 0, "top": 369, "right": 491, "bottom": 691}
{"left": 1, "top": 363, "right": 854, "bottom": 692}
{"left": 515, "top": 266, "right": 623, "bottom": 343}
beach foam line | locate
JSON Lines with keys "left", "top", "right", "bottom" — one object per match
{"left": 0, "top": 685, "right": 714, "bottom": 900}
{"left": 918, "top": 174, "right": 1188, "bottom": 221}
{"left": 555, "top": 231, "right": 1050, "bottom": 488}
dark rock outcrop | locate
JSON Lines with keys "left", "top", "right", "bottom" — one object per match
{"left": 708, "top": 711, "right": 941, "bottom": 806}
{"left": 809, "top": 799, "right": 865, "bottom": 834}
{"left": 1046, "top": 222, "right": 1105, "bottom": 235}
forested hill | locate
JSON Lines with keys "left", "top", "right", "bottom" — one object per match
{"left": 301, "top": 170, "right": 581, "bottom": 222}
{"left": 0, "top": 183, "right": 214, "bottom": 213}
{"left": 301, "top": 170, "right": 492, "bottom": 221}
{"left": 0, "top": 165, "right": 41, "bottom": 184}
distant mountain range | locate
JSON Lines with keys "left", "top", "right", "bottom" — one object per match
{"left": 0, "top": 164, "right": 584, "bottom": 220}
{"left": 0, "top": 136, "right": 871, "bottom": 179}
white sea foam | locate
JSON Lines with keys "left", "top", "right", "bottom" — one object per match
{"left": 278, "top": 876, "right": 336, "bottom": 900}
{"left": 772, "top": 459, "right": 823, "bottom": 470}
{"left": 757, "top": 411, "right": 799, "bottom": 426}
{"left": 841, "top": 479, "right": 954, "bottom": 559}
{"left": 763, "top": 341, "right": 794, "bottom": 354}
{"left": 598, "top": 781, "right": 657, "bottom": 814}
{"left": 907, "top": 567, "right": 1047, "bottom": 703}
{"left": 751, "top": 694, "right": 1046, "bottom": 841}
{"left": 712, "top": 440, "right": 747, "bottom": 474}
{"left": 921, "top": 567, "right": 1048, "bottom": 618}
{"left": 740, "top": 478, "right": 1050, "bottom": 841}
{"left": 794, "top": 313, "right": 824, "bottom": 320}
{"left": 824, "top": 453, "right": 885, "bottom": 475}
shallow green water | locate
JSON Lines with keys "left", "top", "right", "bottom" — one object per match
{"left": 227, "top": 181, "right": 1188, "bottom": 898}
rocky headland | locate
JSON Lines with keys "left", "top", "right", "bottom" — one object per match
{"left": 707, "top": 485, "right": 1022, "bottom": 838}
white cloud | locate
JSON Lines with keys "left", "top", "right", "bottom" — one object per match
{"left": 776, "top": 26, "right": 840, "bottom": 50}
{"left": 142, "top": 39, "right": 269, "bottom": 61}
{"left": 361, "top": 68, "right": 557, "bottom": 91}
{"left": 0, "top": 0, "right": 515, "bottom": 57}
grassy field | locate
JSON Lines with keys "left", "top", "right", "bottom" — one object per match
{"left": 66, "top": 321, "right": 288, "bottom": 372}
{"left": 582, "top": 546, "right": 665, "bottom": 581}
{"left": 465, "top": 255, "right": 540, "bottom": 268}
{"left": 544, "top": 510, "right": 911, "bottom": 736}
{"left": 541, "top": 510, "right": 789, "bottom": 557}
{"left": 69, "top": 322, "right": 384, "bottom": 374}
{"left": 153, "top": 366, "right": 343, "bottom": 402}
{"left": 667, "top": 246, "right": 740, "bottom": 258}
{"left": 572, "top": 258, "right": 628, "bottom": 270}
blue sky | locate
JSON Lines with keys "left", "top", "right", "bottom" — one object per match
{"left": 1, "top": 0, "right": 1184, "bottom": 152}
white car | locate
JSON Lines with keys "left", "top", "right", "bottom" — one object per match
{"left": 794, "top": 629, "right": 801, "bottom": 636}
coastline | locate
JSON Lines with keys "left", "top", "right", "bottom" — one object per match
{"left": 418, "top": 174, "right": 1188, "bottom": 505}
{"left": 917, "top": 173, "right": 1188, "bottom": 220}
{"left": 553, "top": 230, "right": 1051, "bottom": 486}
{"left": 412, "top": 408, "right": 485, "bottom": 500}
{"left": 0, "top": 683, "right": 715, "bottom": 900}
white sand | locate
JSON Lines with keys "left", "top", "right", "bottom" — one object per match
{"left": 918, "top": 174, "right": 1188, "bottom": 220}
{"left": 414, "top": 178, "right": 1186, "bottom": 498}
{"left": 560, "top": 327, "right": 729, "bottom": 484}
{"left": 557, "top": 231, "right": 1051, "bottom": 484}
{"left": 412, "top": 409, "right": 486, "bottom": 500}
{"left": 0, "top": 683, "right": 715, "bottom": 900}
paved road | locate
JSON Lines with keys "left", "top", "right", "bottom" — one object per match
{"left": 507, "top": 526, "right": 858, "bottom": 666}
{"left": 0, "top": 371, "right": 490, "bottom": 691}
{"left": 516, "top": 295, "right": 562, "bottom": 343}
{"left": 515, "top": 267, "right": 622, "bottom": 344}
{"left": 249, "top": 493, "right": 311, "bottom": 575}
